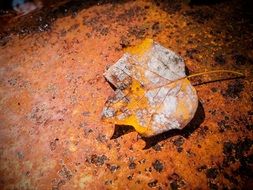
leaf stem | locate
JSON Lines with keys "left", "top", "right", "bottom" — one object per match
{"left": 149, "top": 69, "right": 244, "bottom": 90}
{"left": 186, "top": 69, "right": 244, "bottom": 79}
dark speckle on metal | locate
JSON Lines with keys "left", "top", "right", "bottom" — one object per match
{"left": 0, "top": 0, "right": 252, "bottom": 189}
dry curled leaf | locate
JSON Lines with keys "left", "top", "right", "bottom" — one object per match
{"left": 102, "top": 39, "right": 198, "bottom": 137}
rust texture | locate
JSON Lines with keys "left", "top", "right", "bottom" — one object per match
{"left": 0, "top": 0, "right": 252, "bottom": 189}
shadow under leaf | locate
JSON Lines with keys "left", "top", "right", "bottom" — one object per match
{"left": 111, "top": 125, "right": 135, "bottom": 139}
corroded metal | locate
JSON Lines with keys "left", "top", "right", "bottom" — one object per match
{"left": 0, "top": 0, "right": 252, "bottom": 189}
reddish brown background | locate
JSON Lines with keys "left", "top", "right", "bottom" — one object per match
{"left": 0, "top": 0, "right": 252, "bottom": 189}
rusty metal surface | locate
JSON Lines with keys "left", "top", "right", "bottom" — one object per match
{"left": 0, "top": 0, "right": 252, "bottom": 189}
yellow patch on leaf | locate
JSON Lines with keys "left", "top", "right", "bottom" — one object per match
{"left": 126, "top": 39, "right": 153, "bottom": 56}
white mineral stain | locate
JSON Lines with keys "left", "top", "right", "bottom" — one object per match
{"left": 151, "top": 44, "right": 186, "bottom": 79}
{"left": 153, "top": 113, "right": 167, "bottom": 125}
{"left": 117, "top": 113, "right": 126, "bottom": 120}
{"left": 152, "top": 115, "right": 180, "bottom": 133}
{"left": 102, "top": 107, "right": 115, "bottom": 118}
{"left": 156, "top": 87, "right": 170, "bottom": 102}
{"left": 165, "top": 119, "right": 180, "bottom": 130}
{"left": 145, "top": 89, "right": 158, "bottom": 106}
{"left": 168, "top": 83, "right": 181, "bottom": 96}
{"left": 145, "top": 87, "right": 170, "bottom": 107}
{"left": 162, "top": 95, "right": 178, "bottom": 116}
{"left": 136, "top": 109, "right": 147, "bottom": 126}
{"left": 145, "top": 70, "right": 160, "bottom": 84}
{"left": 186, "top": 85, "right": 198, "bottom": 103}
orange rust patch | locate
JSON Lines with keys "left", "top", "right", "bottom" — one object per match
{"left": 4, "top": 90, "right": 32, "bottom": 114}
{"left": 0, "top": 0, "right": 252, "bottom": 189}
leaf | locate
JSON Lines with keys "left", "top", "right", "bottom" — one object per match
{"left": 101, "top": 39, "right": 242, "bottom": 137}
